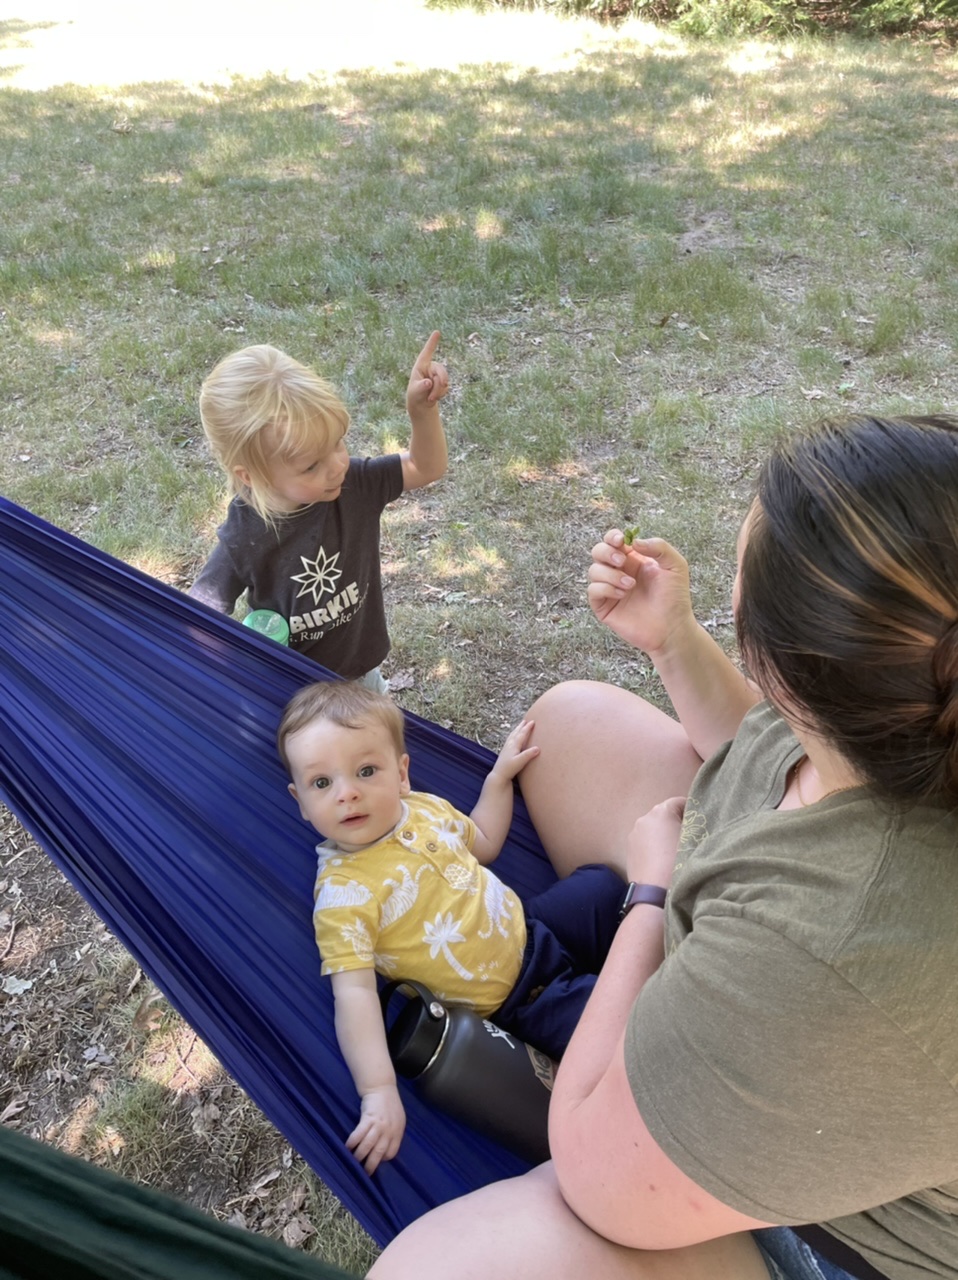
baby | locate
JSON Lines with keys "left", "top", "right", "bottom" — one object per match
{"left": 278, "top": 681, "right": 625, "bottom": 1173}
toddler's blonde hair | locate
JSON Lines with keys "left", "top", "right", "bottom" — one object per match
{"left": 199, "top": 345, "right": 350, "bottom": 522}
{"left": 277, "top": 681, "right": 406, "bottom": 776}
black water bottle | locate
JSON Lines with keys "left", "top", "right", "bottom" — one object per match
{"left": 381, "top": 980, "right": 555, "bottom": 1165}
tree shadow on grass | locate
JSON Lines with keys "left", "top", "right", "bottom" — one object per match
{"left": 2, "top": 40, "right": 956, "bottom": 560}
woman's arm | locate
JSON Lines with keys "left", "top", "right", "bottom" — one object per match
{"left": 647, "top": 611, "right": 760, "bottom": 763}
{"left": 588, "top": 532, "right": 759, "bottom": 760}
{"left": 549, "top": 801, "right": 772, "bottom": 1248}
{"left": 549, "top": 916, "right": 771, "bottom": 1249}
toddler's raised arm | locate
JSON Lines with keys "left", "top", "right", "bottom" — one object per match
{"left": 400, "top": 330, "right": 449, "bottom": 492}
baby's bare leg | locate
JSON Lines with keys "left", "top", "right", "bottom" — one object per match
{"left": 367, "top": 1163, "right": 770, "bottom": 1280}
{"left": 520, "top": 681, "right": 703, "bottom": 879}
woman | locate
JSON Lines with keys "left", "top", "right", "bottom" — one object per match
{"left": 369, "top": 415, "right": 958, "bottom": 1280}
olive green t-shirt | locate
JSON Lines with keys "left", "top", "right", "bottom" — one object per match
{"left": 626, "top": 702, "right": 958, "bottom": 1280}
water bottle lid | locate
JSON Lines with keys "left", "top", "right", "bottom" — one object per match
{"left": 242, "top": 610, "right": 290, "bottom": 645}
{"left": 385, "top": 991, "right": 447, "bottom": 1078}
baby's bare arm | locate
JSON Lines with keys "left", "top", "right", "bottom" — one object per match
{"left": 331, "top": 969, "right": 405, "bottom": 1175}
{"left": 469, "top": 720, "right": 540, "bottom": 864}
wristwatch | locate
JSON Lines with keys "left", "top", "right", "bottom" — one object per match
{"left": 618, "top": 882, "right": 668, "bottom": 921}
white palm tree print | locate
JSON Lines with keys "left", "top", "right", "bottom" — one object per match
{"left": 429, "top": 817, "right": 467, "bottom": 850}
{"left": 422, "top": 912, "right": 473, "bottom": 981}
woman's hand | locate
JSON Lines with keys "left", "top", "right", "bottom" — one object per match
{"left": 587, "top": 532, "right": 695, "bottom": 658}
{"left": 625, "top": 796, "right": 687, "bottom": 890}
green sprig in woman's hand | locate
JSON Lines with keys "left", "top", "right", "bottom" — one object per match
{"left": 587, "top": 529, "right": 696, "bottom": 659}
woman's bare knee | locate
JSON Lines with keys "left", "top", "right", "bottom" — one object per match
{"left": 521, "top": 681, "right": 701, "bottom": 877}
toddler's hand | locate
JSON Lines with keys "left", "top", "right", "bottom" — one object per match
{"left": 407, "top": 330, "right": 449, "bottom": 409}
{"left": 490, "top": 719, "right": 540, "bottom": 783}
{"left": 346, "top": 1085, "right": 406, "bottom": 1175}
{"left": 625, "top": 796, "right": 687, "bottom": 890}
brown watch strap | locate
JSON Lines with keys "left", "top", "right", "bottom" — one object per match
{"left": 618, "top": 882, "right": 668, "bottom": 920}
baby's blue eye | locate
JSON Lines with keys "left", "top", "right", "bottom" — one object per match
{"left": 312, "top": 777, "right": 330, "bottom": 790}
{"left": 358, "top": 765, "right": 375, "bottom": 779}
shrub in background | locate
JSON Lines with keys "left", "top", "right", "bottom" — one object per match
{"left": 430, "top": 0, "right": 958, "bottom": 36}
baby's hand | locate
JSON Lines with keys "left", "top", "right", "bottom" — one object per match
{"left": 346, "top": 1085, "right": 406, "bottom": 1175}
{"left": 490, "top": 719, "right": 540, "bottom": 784}
{"left": 406, "top": 330, "right": 449, "bottom": 410}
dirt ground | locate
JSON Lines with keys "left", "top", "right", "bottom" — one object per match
{"left": 0, "top": 801, "right": 378, "bottom": 1263}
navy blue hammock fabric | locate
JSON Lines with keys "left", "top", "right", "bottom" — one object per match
{"left": 0, "top": 496, "right": 559, "bottom": 1247}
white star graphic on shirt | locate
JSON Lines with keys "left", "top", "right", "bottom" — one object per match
{"left": 291, "top": 547, "right": 342, "bottom": 606}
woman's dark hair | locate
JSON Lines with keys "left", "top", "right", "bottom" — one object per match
{"left": 736, "top": 414, "right": 958, "bottom": 804}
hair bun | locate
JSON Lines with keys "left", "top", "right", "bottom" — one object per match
{"left": 738, "top": 414, "right": 958, "bottom": 803}
{"left": 933, "top": 619, "right": 958, "bottom": 739}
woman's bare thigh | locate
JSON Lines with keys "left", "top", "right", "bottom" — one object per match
{"left": 520, "top": 681, "right": 703, "bottom": 878}
{"left": 367, "top": 1164, "right": 770, "bottom": 1280}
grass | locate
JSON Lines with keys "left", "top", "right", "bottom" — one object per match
{"left": 2, "top": 1, "right": 958, "bottom": 1271}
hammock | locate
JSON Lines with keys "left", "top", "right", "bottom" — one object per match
{"left": 0, "top": 1122, "right": 356, "bottom": 1280}
{"left": 0, "top": 496, "right": 558, "bottom": 1247}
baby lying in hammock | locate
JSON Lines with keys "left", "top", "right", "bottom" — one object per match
{"left": 277, "top": 681, "right": 625, "bottom": 1173}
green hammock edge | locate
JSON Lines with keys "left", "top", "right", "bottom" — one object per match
{"left": 0, "top": 1124, "right": 358, "bottom": 1280}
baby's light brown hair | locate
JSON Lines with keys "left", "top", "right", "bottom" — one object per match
{"left": 199, "top": 345, "right": 350, "bottom": 523}
{"left": 277, "top": 681, "right": 406, "bottom": 776}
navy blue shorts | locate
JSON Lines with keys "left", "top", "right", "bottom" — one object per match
{"left": 493, "top": 863, "right": 625, "bottom": 1061}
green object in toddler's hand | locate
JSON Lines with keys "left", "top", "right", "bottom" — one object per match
{"left": 243, "top": 610, "right": 290, "bottom": 646}
{"left": 623, "top": 527, "right": 640, "bottom": 546}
